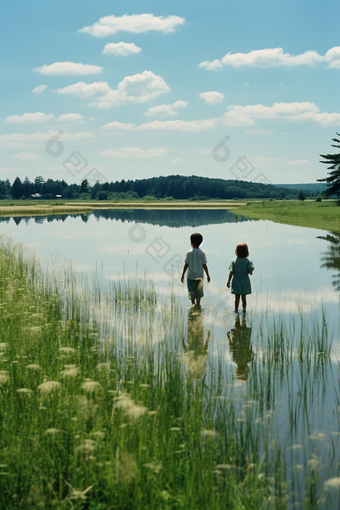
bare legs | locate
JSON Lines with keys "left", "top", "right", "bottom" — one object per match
{"left": 234, "top": 294, "right": 246, "bottom": 313}
{"left": 191, "top": 297, "right": 201, "bottom": 309}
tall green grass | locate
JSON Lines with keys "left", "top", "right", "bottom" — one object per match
{"left": 0, "top": 235, "right": 339, "bottom": 509}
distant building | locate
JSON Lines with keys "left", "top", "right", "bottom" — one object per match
{"left": 31, "top": 193, "right": 41, "bottom": 199}
{"left": 56, "top": 195, "right": 62, "bottom": 198}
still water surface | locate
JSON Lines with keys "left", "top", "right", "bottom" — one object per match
{"left": 2, "top": 208, "right": 340, "bottom": 505}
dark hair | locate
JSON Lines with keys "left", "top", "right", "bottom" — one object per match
{"left": 190, "top": 232, "right": 203, "bottom": 247}
{"left": 235, "top": 243, "right": 249, "bottom": 258}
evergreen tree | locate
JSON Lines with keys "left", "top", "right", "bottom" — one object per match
{"left": 80, "top": 179, "right": 90, "bottom": 194}
{"left": 298, "top": 190, "right": 305, "bottom": 201}
{"left": 12, "top": 177, "right": 23, "bottom": 199}
{"left": 318, "top": 133, "right": 340, "bottom": 197}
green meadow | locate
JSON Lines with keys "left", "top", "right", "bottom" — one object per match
{"left": 237, "top": 200, "right": 340, "bottom": 233}
{"left": 1, "top": 234, "right": 340, "bottom": 509}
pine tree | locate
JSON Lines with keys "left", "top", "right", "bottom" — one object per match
{"left": 11, "top": 177, "right": 23, "bottom": 199}
{"left": 318, "top": 133, "right": 340, "bottom": 197}
{"left": 80, "top": 179, "right": 90, "bottom": 194}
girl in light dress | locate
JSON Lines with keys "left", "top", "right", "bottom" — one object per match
{"left": 227, "top": 243, "right": 254, "bottom": 313}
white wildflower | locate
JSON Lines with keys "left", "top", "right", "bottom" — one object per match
{"left": 16, "top": 388, "right": 33, "bottom": 395}
{"left": 26, "top": 364, "right": 42, "bottom": 371}
{"left": 201, "top": 429, "right": 218, "bottom": 438}
{"left": 59, "top": 347, "right": 76, "bottom": 355}
{"left": 115, "top": 394, "right": 147, "bottom": 420}
{"left": 38, "top": 381, "right": 61, "bottom": 394}
{"left": 61, "top": 365, "right": 79, "bottom": 378}
{"left": 0, "top": 371, "right": 9, "bottom": 384}
{"left": 324, "top": 477, "right": 340, "bottom": 490}
{"left": 0, "top": 343, "right": 8, "bottom": 350}
{"left": 81, "top": 380, "right": 102, "bottom": 393}
{"left": 76, "top": 439, "right": 97, "bottom": 455}
{"left": 45, "top": 428, "right": 61, "bottom": 435}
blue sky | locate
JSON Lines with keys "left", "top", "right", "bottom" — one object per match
{"left": 1, "top": 0, "right": 340, "bottom": 186}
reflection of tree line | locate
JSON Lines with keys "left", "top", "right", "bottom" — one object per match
{"left": 182, "top": 310, "right": 254, "bottom": 382}
{"left": 92, "top": 209, "right": 249, "bottom": 228}
{"left": 0, "top": 209, "right": 249, "bottom": 228}
{"left": 317, "top": 231, "right": 340, "bottom": 292}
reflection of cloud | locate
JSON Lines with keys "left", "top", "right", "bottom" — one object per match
{"left": 286, "top": 238, "right": 310, "bottom": 245}
{"left": 100, "top": 244, "right": 146, "bottom": 255}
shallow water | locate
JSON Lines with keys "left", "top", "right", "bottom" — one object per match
{"left": 2, "top": 208, "right": 340, "bottom": 507}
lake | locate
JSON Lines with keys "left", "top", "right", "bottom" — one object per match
{"left": 1, "top": 208, "right": 340, "bottom": 507}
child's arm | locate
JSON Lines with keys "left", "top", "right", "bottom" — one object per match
{"left": 248, "top": 271, "right": 253, "bottom": 275}
{"left": 226, "top": 271, "right": 233, "bottom": 288}
{"left": 203, "top": 263, "right": 210, "bottom": 283}
{"left": 181, "top": 263, "right": 188, "bottom": 283}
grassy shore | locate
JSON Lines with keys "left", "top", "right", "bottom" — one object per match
{"left": 0, "top": 204, "right": 93, "bottom": 217}
{"left": 237, "top": 200, "right": 340, "bottom": 232}
{"left": 1, "top": 235, "right": 340, "bottom": 508}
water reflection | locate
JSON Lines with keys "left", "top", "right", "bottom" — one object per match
{"left": 0, "top": 208, "right": 248, "bottom": 228}
{"left": 227, "top": 315, "right": 254, "bottom": 381}
{"left": 182, "top": 309, "right": 210, "bottom": 379}
{"left": 318, "top": 231, "right": 340, "bottom": 293}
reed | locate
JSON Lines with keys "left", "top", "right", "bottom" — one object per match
{"left": 0, "top": 235, "right": 339, "bottom": 509}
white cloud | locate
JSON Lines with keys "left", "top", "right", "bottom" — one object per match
{"left": 5, "top": 112, "right": 54, "bottom": 124}
{"left": 199, "top": 91, "right": 224, "bottom": 104}
{"left": 102, "top": 42, "right": 141, "bottom": 56}
{"left": 222, "top": 102, "right": 340, "bottom": 127}
{"left": 33, "top": 62, "right": 103, "bottom": 76}
{"left": 144, "top": 100, "right": 188, "bottom": 117}
{"left": 57, "top": 113, "right": 85, "bottom": 123}
{"left": 170, "top": 157, "right": 184, "bottom": 163}
{"left": 54, "top": 71, "right": 170, "bottom": 109}
{"left": 12, "top": 152, "right": 42, "bottom": 161}
{"left": 314, "top": 112, "right": 340, "bottom": 126}
{"left": 99, "top": 146, "right": 168, "bottom": 158}
{"left": 285, "top": 159, "right": 310, "bottom": 166}
{"left": 78, "top": 13, "right": 185, "bottom": 37}
{"left": 54, "top": 81, "right": 111, "bottom": 98}
{"left": 199, "top": 46, "right": 340, "bottom": 69}
{"left": 0, "top": 131, "right": 94, "bottom": 143}
{"left": 101, "top": 121, "right": 136, "bottom": 130}
{"left": 325, "top": 46, "right": 340, "bottom": 68}
{"left": 32, "top": 84, "right": 47, "bottom": 95}
{"left": 138, "top": 118, "right": 218, "bottom": 132}
{"left": 196, "top": 149, "right": 211, "bottom": 155}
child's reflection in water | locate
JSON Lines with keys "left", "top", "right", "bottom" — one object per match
{"left": 227, "top": 315, "right": 254, "bottom": 382}
{"left": 182, "top": 309, "right": 210, "bottom": 380}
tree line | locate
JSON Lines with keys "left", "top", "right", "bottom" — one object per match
{"left": 3, "top": 175, "right": 318, "bottom": 201}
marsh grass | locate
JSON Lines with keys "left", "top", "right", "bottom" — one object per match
{"left": 0, "top": 205, "right": 93, "bottom": 217}
{"left": 0, "top": 235, "right": 340, "bottom": 509}
{"left": 237, "top": 200, "right": 340, "bottom": 233}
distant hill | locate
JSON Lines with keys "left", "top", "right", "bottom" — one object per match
{"left": 275, "top": 183, "right": 326, "bottom": 193}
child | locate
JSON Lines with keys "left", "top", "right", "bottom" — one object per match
{"left": 226, "top": 243, "right": 254, "bottom": 313}
{"left": 181, "top": 232, "right": 210, "bottom": 309}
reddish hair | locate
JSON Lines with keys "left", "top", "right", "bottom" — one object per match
{"left": 235, "top": 243, "right": 249, "bottom": 258}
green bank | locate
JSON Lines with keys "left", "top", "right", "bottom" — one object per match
{"left": 237, "top": 200, "right": 340, "bottom": 233}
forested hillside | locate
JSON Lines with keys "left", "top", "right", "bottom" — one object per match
{"left": 2, "top": 174, "right": 319, "bottom": 200}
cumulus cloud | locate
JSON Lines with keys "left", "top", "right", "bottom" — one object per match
{"left": 196, "top": 149, "right": 211, "bottom": 155}
{"left": 5, "top": 112, "right": 54, "bottom": 124}
{"left": 199, "top": 46, "right": 340, "bottom": 69}
{"left": 33, "top": 62, "right": 103, "bottom": 76}
{"left": 79, "top": 13, "right": 185, "bottom": 37}
{"left": 12, "top": 152, "right": 42, "bottom": 160}
{"left": 244, "top": 128, "right": 273, "bottom": 135}
{"left": 170, "top": 157, "right": 184, "bottom": 163}
{"left": 222, "top": 102, "right": 337, "bottom": 126}
{"left": 32, "top": 84, "right": 47, "bottom": 95}
{"left": 138, "top": 119, "right": 218, "bottom": 131}
{"left": 199, "top": 91, "right": 224, "bottom": 104}
{"left": 54, "top": 71, "right": 170, "bottom": 109}
{"left": 144, "top": 100, "right": 188, "bottom": 117}
{"left": 0, "top": 131, "right": 94, "bottom": 143}
{"left": 99, "top": 146, "right": 168, "bottom": 158}
{"left": 102, "top": 42, "right": 142, "bottom": 56}
{"left": 57, "top": 113, "right": 85, "bottom": 123}
{"left": 101, "top": 121, "right": 136, "bottom": 130}
{"left": 285, "top": 159, "right": 310, "bottom": 166}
